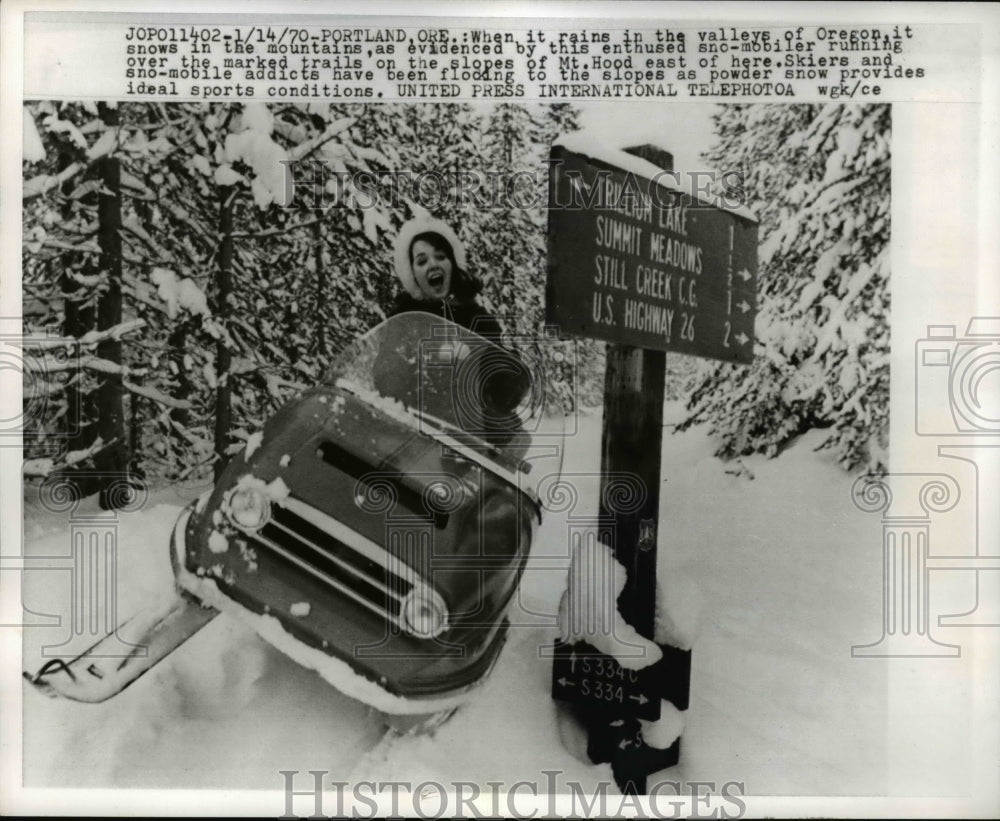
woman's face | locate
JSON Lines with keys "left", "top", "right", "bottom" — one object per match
{"left": 410, "top": 239, "right": 453, "bottom": 300}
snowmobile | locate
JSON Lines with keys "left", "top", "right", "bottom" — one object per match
{"left": 25, "top": 312, "right": 564, "bottom": 729}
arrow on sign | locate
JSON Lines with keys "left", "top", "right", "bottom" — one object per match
{"left": 629, "top": 693, "right": 649, "bottom": 705}
{"left": 738, "top": 299, "right": 752, "bottom": 314}
{"left": 557, "top": 677, "right": 575, "bottom": 688}
{"left": 735, "top": 332, "right": 750, "bottom": 346}
{"left": 618, "top": 738, "right": 635, "bottom": 750}
{"left": 736, "top": 268, "right": 752, "bottom": 282}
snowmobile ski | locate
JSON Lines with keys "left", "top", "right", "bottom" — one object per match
{"left": 23, "top": 594, "right": 219, "bottom": 703}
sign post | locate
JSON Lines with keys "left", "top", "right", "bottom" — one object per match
{"left": 547, "top": 140, "right": 757, "bottom": 793}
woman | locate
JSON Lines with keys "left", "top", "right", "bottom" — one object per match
{"left": 389, "top": 216, "right": 503, "bottom": 341}
{"left": 376, "top": 217, "right": 531, "bottom": 441}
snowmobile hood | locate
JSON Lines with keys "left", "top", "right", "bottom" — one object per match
{"left": 327, "top": 378, "right": 543, "bottom": 517}
{"left": 319, "top": 311, "right": 566, "bottom": 508}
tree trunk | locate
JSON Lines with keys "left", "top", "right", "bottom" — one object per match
{"left": 313, "top": 220, "right": 326, "bottom": 359}
{"left": 214, "top": 186, "right": 235, "bottom": 480}
{"left": 166, "top": 321, "right": 192, "bottom": 474}
{"left": 94, "top": 102, "right": 128, "bottom": 508}
{"left": 59, "top": 146, "right": 97, "bottom": 458}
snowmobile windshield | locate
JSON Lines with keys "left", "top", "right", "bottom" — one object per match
{"left": 323, "top": 312, "right": 566, "bottom": 502}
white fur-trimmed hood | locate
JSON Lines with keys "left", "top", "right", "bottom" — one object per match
{"left": 392, "top": 216, "right": 467, "bottom": 299}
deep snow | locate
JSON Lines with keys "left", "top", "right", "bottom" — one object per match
{"left": 21, "top": 405, "right": 906, "bottom": 796}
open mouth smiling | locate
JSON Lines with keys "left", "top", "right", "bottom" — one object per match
{"left": 427, "top": 270, "right": 446, "bottom": 289}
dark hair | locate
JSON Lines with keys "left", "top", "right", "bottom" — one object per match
{"left": 408, "top": 231, "right": 482, "bottom": 299}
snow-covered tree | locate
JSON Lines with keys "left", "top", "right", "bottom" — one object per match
{"left": 23, "top": 101, "right": 592, "bottom": 483}
{"left": 679, "top": 104, "right": 890, "bottom": 472}
{"left": 469, "top": 102, "right": 602, "bottom": 413}
{"left": 23, "top": 101, "right": 141, "bottom": 498}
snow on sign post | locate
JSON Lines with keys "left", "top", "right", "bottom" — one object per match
{"left": 547, "top": 139, "right": 757, "bottom": 794}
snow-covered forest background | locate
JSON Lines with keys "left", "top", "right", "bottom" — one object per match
{"left": 21, "top": 101, "right": 889, "bottom": 497}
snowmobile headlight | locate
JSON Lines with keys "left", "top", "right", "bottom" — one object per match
{"left": 400, "top": 586, "right": 449, "bottom": 639}
{"left": 225, "top": 486, "right": 271, "bottom": 531}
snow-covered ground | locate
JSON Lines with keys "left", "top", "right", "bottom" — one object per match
{"left": 22, "top": 406, "right": 898, "bottom": 797}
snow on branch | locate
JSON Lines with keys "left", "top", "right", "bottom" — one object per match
{"left": 231, "top": 217, "right": 324, "bottom": 240}
{"left": 34, "top": 352, "right": 148, "bottom": 380}
{"left": 23, "top": 161, "right": 86, "bottom": 200}
{"left": 150, "top": 267, "right": 211, "bottom": 319}
{"left": 22, "top": 319, "right": 147, "bottom": 351}
{"left": 123, "top": 380, "right": 193, "bottom": 410}
{"left": 286, "top": 116, "right": 356, "bottom": 162}
{"left": 41, "top": 237, "right": 101, "bottom": 255}
{"left": 22, "top": 437, "right": 110, "bottom": 479}
{"left": 121, "top": 216, "right": 177, "bottom": 264}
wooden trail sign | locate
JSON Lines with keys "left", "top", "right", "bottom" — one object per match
{"left": 546, "top": 142, "right": 758, "bottom": 364}
{"left": 547, "top": 141, "right": 757, "bottom": 794}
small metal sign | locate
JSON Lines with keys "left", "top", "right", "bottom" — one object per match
{"left": 551, "top": 639, "right": 691, "bottom": 722}
{"left": 638, "top": 518, "right": 656, "bottom": 552}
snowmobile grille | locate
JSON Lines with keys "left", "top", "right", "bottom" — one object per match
{"left": 316, "top": 441, "right": 449, "bottom": 529}
{"left": 250, "top": 501, "right": 415, "bottom": 622}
